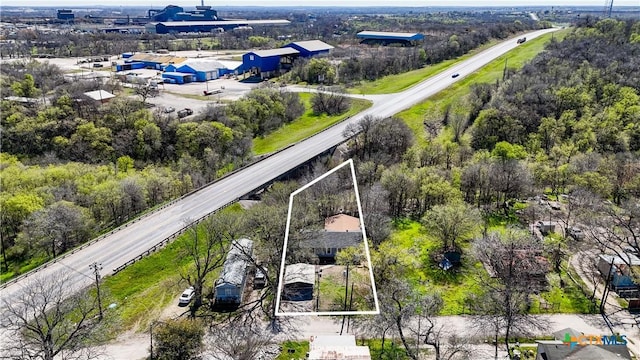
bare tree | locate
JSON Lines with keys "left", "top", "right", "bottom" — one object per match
{"left": 311, "top": 86, "right": 351, "bottom": 115}
{"left": 206, "top": 321, "right": 274, "bottom": 360}
{"left": 181, "top": 212, "right": 240, "bottom": 316}
{"left": 343, "top": 115, "right": 376, "bottom": 159}
{"left": 582, "top": 198, "right": 640, "bottom": 278}
{"left": 134, "top": 84, "right": 158, "bottom": 104}
{"left": 0, "top": 271, "right": 105, "bottom": 360}
{"left": 472, "top": 230, "right": 549, "bottom": 358}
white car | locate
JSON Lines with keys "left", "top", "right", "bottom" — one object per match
{"left": 179, "top": 286, "right": 195, "bottom": 305}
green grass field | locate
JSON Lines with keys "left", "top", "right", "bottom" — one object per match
{"left": 252, "top": 93, "right": 372, "bottom": 155}
{"left": 387, "top": 218, "right": 594, "bottom": 315}
{"left": 275, "top": 341, "right": 310, "bottom": 360}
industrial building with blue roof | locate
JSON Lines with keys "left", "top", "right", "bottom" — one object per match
{"left": 357, "top": 31, "right": 425, "bottom": 46}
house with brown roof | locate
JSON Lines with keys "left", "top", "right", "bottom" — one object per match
{"left": 302, "top": 214, "right": 363, "bottom": 264}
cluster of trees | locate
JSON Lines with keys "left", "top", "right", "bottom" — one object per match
{"left": 0, "top": 59, "right": 311, "bottom": 274}
{"left": 472, "top": 19, "right": 640, "bottom": 154}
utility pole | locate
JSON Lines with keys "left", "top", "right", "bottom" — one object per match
{"left": 89, "top": 262, "right": 103, "bottom": 320}
{"left": 604, "top": 0, "right": 614, "bottom": 18}
{"left": 315, "top": 269, "right": 322, "bottom": 311}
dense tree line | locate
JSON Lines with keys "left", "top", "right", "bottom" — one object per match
{"left": 472, "top": 18, "right": 640, "bottom": 153}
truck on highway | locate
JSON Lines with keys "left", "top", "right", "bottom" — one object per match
{"left": 517, "top": 37, "right": 527, "bottom": 44}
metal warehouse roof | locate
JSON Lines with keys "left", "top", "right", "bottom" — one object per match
{"left": 179, "top": 60, "right": 226, "bottom": 72}
{"left": 156, "top": 19, "right": 290, "bottom": 27}
{"left": 218, "top": 238, "right": 254, "bottom": 286}
{"left": 289, "top": 40, "right": 334, "bottom": 52}
{"left": 356, "top": 31, "right": 425, "bottom": 41}
{"left": 162, "top": 72, "right": 192, "bottom": 77}
{"left": 284, "top": 263, "right": 315, "bottom": 285}
{"left": 130, "top": 53, "right": 187, "bottom": 64}
{"left": 249, "top": 48, "right": 300, "bottom": 58}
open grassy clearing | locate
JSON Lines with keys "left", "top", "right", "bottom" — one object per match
{"left": 396, "top": 29, "right": 569, "bottom": 146}
{"left": 253, "top": 93, "right": 372, "bottom": 155}
{"left": 387, "top": 218, "right": 594, "bottom": 315}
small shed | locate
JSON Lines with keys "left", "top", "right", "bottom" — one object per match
{"left": 83, "top": 90, "right": 115, "bottom": 105}
{"left": 598, "top": 253, "right": 640, "bottom": 291}
{"left": 283, "top": 263, "right": 315, "bottom": 301}
{"left": 285, "top": 40, "right": 334, "bottom": 57}
{"left": 214, "top": 238, "right": 254, "bottom": 306}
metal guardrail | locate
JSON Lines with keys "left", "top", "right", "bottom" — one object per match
{"left": 111, "top": 201, "right": 234, "bottom": 275}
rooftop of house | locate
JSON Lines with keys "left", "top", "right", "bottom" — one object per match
{"left": 536, "top": 340, "right": 631, "bottom": 360}
{"left": 324, "top": 214, "right": 360, "bottom": 232}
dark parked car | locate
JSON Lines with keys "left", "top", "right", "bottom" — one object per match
{"left": 567, "top": 227, "right": 585, "bottom": 241}
{"left": 253, "top": 267, "right": 267, "bottom": 289}
{"left": 177, "top": 108, "right": 193, "bottom": 118}
{"left": 452, "top": 73, "right": 460, "bottom": 78}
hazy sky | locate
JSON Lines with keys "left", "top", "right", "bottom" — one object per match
{"left": 2, "top": 0, "right": 639, "bottom": 7}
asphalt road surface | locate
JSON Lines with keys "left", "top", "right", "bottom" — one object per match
{"left": 0, "top": 28, "right": 558, "bottom": 313}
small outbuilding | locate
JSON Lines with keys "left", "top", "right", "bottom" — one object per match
{"left": 83, "top": 90, "right": 115, "bottom": 105}
{"left": 283, "top": 263, "right": 315, "bottom": 301}
{"left": 598, "top": 253, "right": 640, "bottom": 292}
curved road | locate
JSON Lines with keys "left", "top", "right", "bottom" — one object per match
{"left": 0, "top": 28, "right": 557, "bottom": 306}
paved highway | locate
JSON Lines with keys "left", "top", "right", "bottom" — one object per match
{"left": 0, "top": 28, "right": 557, "bottom": 308}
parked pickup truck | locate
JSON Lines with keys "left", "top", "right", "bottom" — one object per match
{"left": 177, "top": 108, "right": 193, "bottom": 118}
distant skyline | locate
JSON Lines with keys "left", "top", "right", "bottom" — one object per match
{"left": 1, "top": 0, "right": 639, "bottom": 7}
